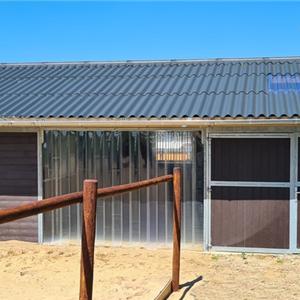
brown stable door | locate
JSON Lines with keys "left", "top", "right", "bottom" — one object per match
{"left": 210, "top": 137, "right": 290, "bottom": 249}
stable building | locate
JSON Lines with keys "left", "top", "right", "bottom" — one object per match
{"left": 0, "top": 57, "right": 300, "bottom": 253}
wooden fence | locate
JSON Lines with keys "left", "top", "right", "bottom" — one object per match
{"left": 0, "top": 167, "right": 182, "bottom": 300}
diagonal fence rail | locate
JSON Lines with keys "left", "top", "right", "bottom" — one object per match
{"left": 0, "top": 167, "right": 182, "bottom": 300}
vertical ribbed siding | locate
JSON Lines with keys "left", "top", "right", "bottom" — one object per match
{"left": 42, "top": 131, "right": 203, "bottom": 245}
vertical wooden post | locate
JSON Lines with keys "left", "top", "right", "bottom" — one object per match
{"left": 172, "top": 167, "right": 181, "bottom": 292}
{"left": 79, "top": 180, "right": 98, "bottom": 300}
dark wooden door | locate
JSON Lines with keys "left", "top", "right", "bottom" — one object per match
{"left": 211, "top": 138, "right": 290, "bottom": 249}
{"left": 211, "top": 187, "right": 290, "bottom": 248}
{"left": 0, "top": 132, "right": 38, "bottom": 242}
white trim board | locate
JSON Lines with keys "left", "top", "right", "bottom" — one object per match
{"left": 210, "top": 181, "right": 290, "bottom": 188}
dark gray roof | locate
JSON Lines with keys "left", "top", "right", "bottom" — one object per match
{"left": 0, "top": 57, "right": 300, "bottom": 119}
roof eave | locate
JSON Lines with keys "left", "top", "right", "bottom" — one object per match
{"left": 0, "top": 117, "right": 299, "bottom": 129}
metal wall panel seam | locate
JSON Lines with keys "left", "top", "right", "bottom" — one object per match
{"left": 202, "top": 128, "right": 208, "bottom": 250}
{"left": 290, "top": 134, "right": 298, "bottom": 251}
{"left": 127, "top": 134, "right": 134, "bottom": 242}
{"left": 207, "top": 132, "right": 212, "bottom": 250}
{"left": 111, "top": 134, "right": 115, "bottom": 243}
{"left": 59, "top": 133, "right": 63, "bottom": 241}
{"left": 164, "top": 134, "right": 168, "bottom": 243}
{"left": 146, "top": 132, "right": 150, "bottom": 242}
{"left": 155, "top": 139, "right": 159, "bottom": 242}
{"left": 37, "top": 129, "right": 44, "bottom": 243}
{"left": 182, "top": 133, "right": 187, "bottom": 244}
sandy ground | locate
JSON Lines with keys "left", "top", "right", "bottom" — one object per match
{"left": 1, "top": 242, "right": 300, "bottom": 300}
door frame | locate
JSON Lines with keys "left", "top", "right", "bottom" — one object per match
{"left": 204, "top": 132, "right": 299, "bottom": 254}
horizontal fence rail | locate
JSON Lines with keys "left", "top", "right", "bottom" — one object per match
{"left": 0, "top": 168, "right": 181, "bottom": 300}
{"left": 96, "top": 174, "right": 173, "bottom": 198}
{"left": 0, "top": 191, "right": 83, "bottom": 224}
{"left": 0, "top": 174, "right": 173, "bottom": 225}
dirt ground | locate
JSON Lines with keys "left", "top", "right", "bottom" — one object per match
{"left": 0, "top": 241, "right": 300, "bottom": 300}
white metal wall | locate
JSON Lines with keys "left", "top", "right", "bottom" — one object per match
{"left": 42, "top": 130, "right": 203, "bottom": 245}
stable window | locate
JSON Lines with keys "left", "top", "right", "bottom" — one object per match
{"left": 155, "top": 132, "right": 192, "bottom": 161}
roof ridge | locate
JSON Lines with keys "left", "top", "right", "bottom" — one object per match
{"left": 1, "top": 56, "right": 300, "bottom": 67}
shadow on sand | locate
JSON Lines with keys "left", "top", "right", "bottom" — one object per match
{"left": 176, "top": 275, "right": 203, "bottom": 300}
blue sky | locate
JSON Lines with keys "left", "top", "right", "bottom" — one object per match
{"left": 0, "top": 1, "right": 299, "bottom": 62}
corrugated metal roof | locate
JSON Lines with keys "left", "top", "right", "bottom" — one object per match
{"left": 0, "top": 57, "right": 300, "bottom": 119}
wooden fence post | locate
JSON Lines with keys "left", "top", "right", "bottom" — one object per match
{"left": 79, "top": 180, "right": 98, "bottom": 300}
{"left": 172, "top": 167, "right": 181, "bottom": 292}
